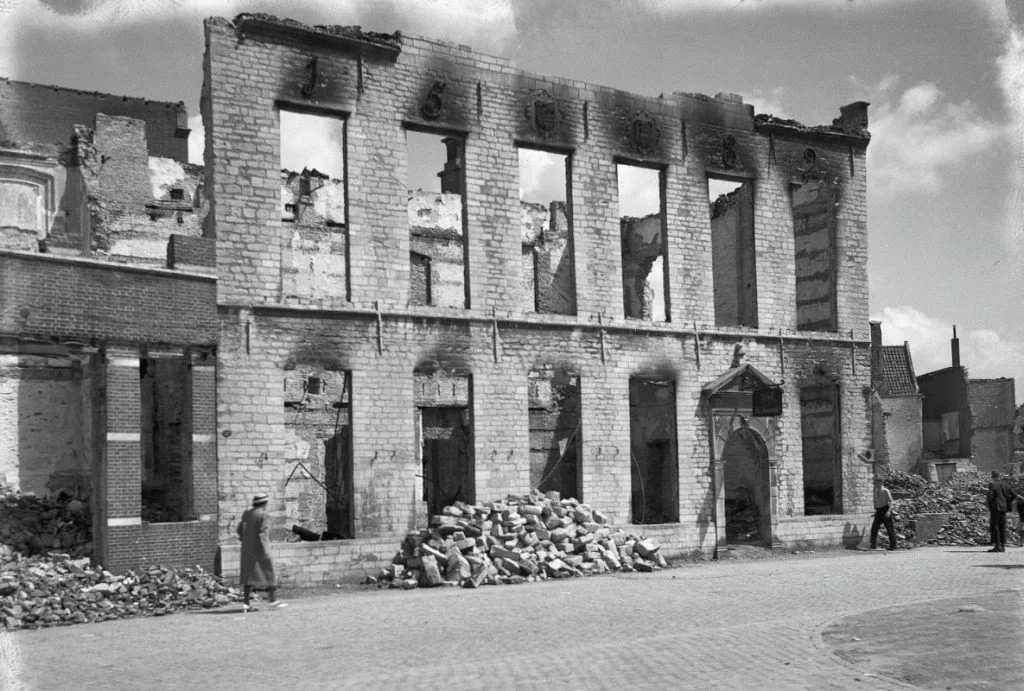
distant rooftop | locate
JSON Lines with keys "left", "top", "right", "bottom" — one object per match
{"left": 880, "top": 344, "right": 918, "bottom": 396}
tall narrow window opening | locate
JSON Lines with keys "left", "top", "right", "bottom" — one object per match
{"left": 278, "top": 109, "right": 348, "bottom": 302}
{"left": 283, "top": 369, "right": 353, "bottom": 539}
{"left": 792, "top": 177, "right": 838, "bottom": 332}
{"left": 140, "top": 351, "right": 191, "bottom": 523}
{"left": 629, "top": 377, "right": 678, "bottom": 523}
{"left": 618, "top": 164, "right": 666, "bottom": 321}
{"left": 708, "top": 176, "right": 758, "bottom": 327}
{"left": 528, "top": 366, "right": 582, "bottom": 500}
{"left": 800, "top": 384, "right": 842, "bottom": 515}
{"left": 406, "top": 130, "right": 468, "bottom": 308}
{"left": 518, "top": 147, "right": 575, "bottom": 314}
{"left": 414, "top": 368, "right": 474, "bottom": 515}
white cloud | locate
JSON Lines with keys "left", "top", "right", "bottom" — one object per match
{"left": 742, "top": 86, "right": 788, "bottom": 118}
{"left": 867, "top": 81, "right": 1006, "bottom": 194}
{"left": 518, "top": 148, "right": 566, "bottom": 204}
{"left": 874, "top": 306, "right": 1024, "bottom": 402}
{"left": 280, "top": 110, "right": 345, "bottom": 179}
{"left": 997, "top": 24, "right": 1024, "bottom": 271}
{"left": 617, "top": 165, "right": 660, "bottom": 217}
{"left": 187, "top": 114, "right": 203, "bottom": 166}
{"left": 5, "top": 0, "right": 518, "bottom": 53}
{"left": 390, "top": 0, "right": 516, "bottom": 54}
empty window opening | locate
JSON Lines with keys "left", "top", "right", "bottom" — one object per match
{"left": 800, "top": 384, "right": 842, "bottom": 515}
{"left": 792, "top": 178, "right": 838, "bottom": 332}
{"left": 618, "top": 165, "right": 666, "bottom": 321}
{"left": 415, "top": 369, "right": 474, "bottom": 516}
{"left": 407, "top": 131, "right": 468, "bottom": 308}
{"left": 283, "top": 370, "right": 353, "bottom": 539}
{"left": 528, "top": 366, "right": 582, "bottom": 500}
{"left": 140, "top": 353, "right": 191, "bottom": 523}
{"left": 629, "top": 378, "right": 678, "bottom": 523}
{"left": 708, "top": 177, "right": 758, "bottom": 328}
{"left": 279, "top": 109, "right": 348, "bottom": 302}
{"left": 722, "top": 424, "right": 770, "bottom": 545}
{"left": 518, "top": 148, "right": 575, "bottom": 314}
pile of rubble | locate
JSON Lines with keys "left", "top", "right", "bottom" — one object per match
{"left": 0, "top": 547, "right": 240, "bottom": 630}
{"left": 0, "top": 484, "right": 92, "bottom": 558}
{"left": 885, "top": 470, "right": 1020, "bottom": 547}
{"left": 371, "top": 492, "right": 667, "bottom": 589}
{"left": 0, "top": 483, "right": 241, "bottom": 630}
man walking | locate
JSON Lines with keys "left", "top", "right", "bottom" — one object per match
{"left": 237, "top": 493, "right": 286, "bottom": 610}
{"left": 870, "top": 476, "right": 897, "bottom": 551}
{"left": 986, "top": 471, "right": 1015, "bottom": 552}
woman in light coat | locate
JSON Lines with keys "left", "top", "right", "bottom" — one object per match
{"left": 237, "top": 493, "right": 286, "bottom": 610}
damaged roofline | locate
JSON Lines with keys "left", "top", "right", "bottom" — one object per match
{"left": 232, "top": 13, "right": 401, "bottom": 60}
{"left": 755, "top": 119, "right": 870, "bottom": 149}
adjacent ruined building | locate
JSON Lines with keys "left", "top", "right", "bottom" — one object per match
{"left": 2, "top": 14, "right": 876, "bottom": 582}
{"left": 0, "top": 77, "right": 218, "bottom": 571}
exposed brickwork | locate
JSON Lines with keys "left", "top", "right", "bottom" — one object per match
{"left": 200, "top": 14, "right": 873, "bottom": 577}
{"left": 882, "top": 396, "right": 923, "bottom": 472}
{"left": 0, "top": 251, "right": 216, "bottom": 345}
{"left": 0, "top": 78, "right": 188, "bottom": 160}
{"left": 104, "top": 521, "right": 218, "bottom": 573}
{"left": 168, "top": 235, "right": 216, "bottom": 271}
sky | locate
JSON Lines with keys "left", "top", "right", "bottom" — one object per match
{"left": 2, "top": 0, "right": 1022, "bottom": 402}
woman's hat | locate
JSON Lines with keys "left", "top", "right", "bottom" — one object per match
{"left": 252, "top": 493, "right": 269, "bottom": 506}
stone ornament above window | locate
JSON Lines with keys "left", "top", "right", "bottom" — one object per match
{"left": 420, "top": 80, "right": 446, "bottom": 120}
{"left": 527, "top": 90, "right": 561, "bottom": 138}
{"left": 631, "top": 111, "right": 660, "bottom": 156}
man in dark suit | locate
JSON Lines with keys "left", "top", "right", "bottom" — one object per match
{"left": 986, "top": 471, "right": 1015, "bottom": 552}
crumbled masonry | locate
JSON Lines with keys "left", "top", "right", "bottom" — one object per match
{"left": 370, "top": 491, "right": 667, "bottom": 589}
{"left": 0, "top": 484, "right": 240, "bottom": 630}
{"left": 0, "top": 552, "right": 241, "bottom": 630}
{"left": 881, "top": 470, "right": 1024, "bottom": 548}
{"left": 0, "top": 484, "right": 93, "bottom": 559}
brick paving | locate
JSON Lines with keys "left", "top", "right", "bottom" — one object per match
{"left": 6, "top": 546, "right": 1023, "bottom": 690}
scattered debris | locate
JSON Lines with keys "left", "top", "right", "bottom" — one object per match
{"left": 0, "top": 545, "right": 240, "bottom": 630}
{"left": 883, "top": 470, "right": 1021, "bottom": 548}
{"left": 0, "top": 484, "right": 92, "bottom": 559}
{"left": 371, "top": 491, "right": 666, "bottom": 590}
{"left": 0, "top": 483, "right": 240, "bottom": 630}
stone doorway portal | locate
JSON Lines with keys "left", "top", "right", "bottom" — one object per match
{"left": 704, "top": 360, "right": 782, "bottom": 550}
{"left": 722, "top": 424, "right": 770, "bottom": 545}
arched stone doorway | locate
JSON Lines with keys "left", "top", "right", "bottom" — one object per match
{"left": 703, "top": 360, "right": 782, "bottom": 550}
{"left": 721, "top": 423, "right": 770, "bottom": 545}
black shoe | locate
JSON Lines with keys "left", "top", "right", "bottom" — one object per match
{"left": 987, "top": 547, "right": 1001, "bottom": 552}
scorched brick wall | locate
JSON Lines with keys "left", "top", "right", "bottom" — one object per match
{"left": 204, "top": 14, "right": 872, "bottom": 568}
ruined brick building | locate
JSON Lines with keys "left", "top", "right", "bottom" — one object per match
{"left": 2, "top": 14, "right": 877, "bottom": 581}
{"left": 0, "top": 77, "right": 218, "bottom": 570}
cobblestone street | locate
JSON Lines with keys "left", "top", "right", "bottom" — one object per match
{"left": 7, "top": 546, "right": 1023, "bottom": 690}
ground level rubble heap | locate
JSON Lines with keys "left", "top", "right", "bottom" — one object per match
{"left": 371, "top": 491, "right": 668, "bottom": 589}
{"left": 0, "top": 484, "right": 241, "bottom": 631}
{"left": 883, "top": 470, "right": 1024, "bottom": 548}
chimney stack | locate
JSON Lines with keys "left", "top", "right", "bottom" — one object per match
{"left": 869, "top": 321, "right": 884, "bottom": 392}
{"left": 951, "top": 325, "right": 960, "bottom": 368}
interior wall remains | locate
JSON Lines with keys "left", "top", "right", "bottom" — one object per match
{"left": 527, "top": 366, "right": 581, "bottom": 499}
{"left": 709, "top": 181, "right": 758, "bottom": 327}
